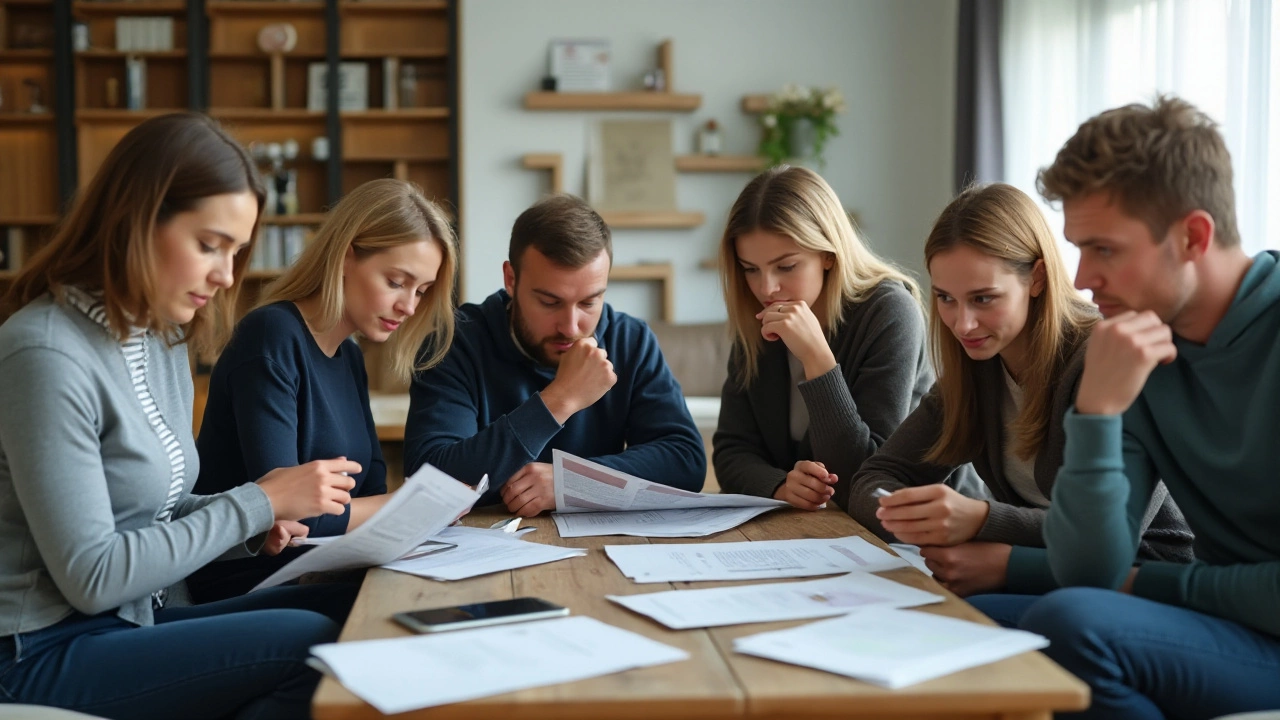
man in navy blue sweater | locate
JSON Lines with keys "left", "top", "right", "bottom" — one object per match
{"left": 405, "top": 195, "right": 705, "bottom": 515}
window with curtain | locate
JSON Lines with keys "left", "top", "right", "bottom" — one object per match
{"left": 1001, "top": 0, "right": 1278, "bottom": 273}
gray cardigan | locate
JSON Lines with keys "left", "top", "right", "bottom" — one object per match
{"left": 0, "top": 294, "right": 274, "bottom": 635}
{"left": 713, "top": 282, "right": 933, "bottom": 510}
{"left": 847, "top": 329, "right": 1196, "bottom": 593}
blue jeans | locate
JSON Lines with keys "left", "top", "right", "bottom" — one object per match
{"left": 0, "top": 583, "right": 357, "bottom": 720}
{"left": 968, "top": 588, "right": 1280, "bottom": 719}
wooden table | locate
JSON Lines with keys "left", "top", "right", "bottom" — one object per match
{"left": 313, "top": 508, "right": 1089, "bottom": 720}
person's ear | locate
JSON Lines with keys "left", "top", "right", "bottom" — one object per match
{"left": 503, "top": 261, "right": 516, "bottom": 296}
{"left": 1030, "top": 259, "right": 1046, "bottom": 298}
{"left": 822, "top": 253, "right": 835, "bottom": 271}
{"left": 1182, "top": 210, "right": 1215, "bottom": 260}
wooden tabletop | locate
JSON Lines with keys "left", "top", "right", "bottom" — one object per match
{"left": 313, "top": 508, "right": 1089, "bottom": 720}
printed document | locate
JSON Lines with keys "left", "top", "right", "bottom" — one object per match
{"left": 382, "top": 525, "right": 585, "bottom": 581}
{"left": 607, "top": 572, "right": 944, "bottom": 629}
{"left": 251, "top": 467, "right": 487, "bottom": 591}
{"left": 605, "top": 535, "right": 909, "bottom": 583}
{"left": 553, "top": 506, "right": 778, "bottom": 538}
{"left": 733, "top": 607, "right": 1049, "bottom": 688}
{"left": 309, "top": 615, "right": 688, "bottom": 715}
{"left": 551, "top": 450, "right": 786, "bottom": 537}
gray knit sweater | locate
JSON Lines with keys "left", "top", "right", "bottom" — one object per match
{"left": 713, "top": 282, "right": 939, "bottom": 510}
{"left": 0, "top": 294, "right": 274, "bottom": 635}
{"left": 847, "top": 329, "right": 1196, "bottom": 593}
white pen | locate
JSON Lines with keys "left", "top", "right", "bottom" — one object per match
{"left": 871, "top": 487, "right": 893, "bottom": 499}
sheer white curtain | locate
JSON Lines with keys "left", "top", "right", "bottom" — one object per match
{"left": 1001, "top": 0, "right": 1279, "bottom": 273}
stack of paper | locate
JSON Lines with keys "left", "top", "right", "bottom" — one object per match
{"left": 605, "top": 535, "right": 909, "bottom": 583}
{"left": 382, "top": 525, "right": 585, "bottom": 581}
{"left": 608, "top": 572, "right": 944, "bottom": 629}
{"left": 733, "top": 607, "right": 1049, "bottom": 688}
{"left": 251, "top": 467, "right": 488, "bottom": 591}
{"left": 310, "top": 616, "right": 688, "bottom": 715}
{"left": 552, "top": 450, "right": 787, "bottom": 538}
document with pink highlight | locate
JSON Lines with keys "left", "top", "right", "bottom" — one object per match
{"left": 551, "top": 450, "right": 786, "bottom": 538}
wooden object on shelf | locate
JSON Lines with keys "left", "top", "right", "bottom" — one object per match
{"left": 657, "top": 39, "right": 673, "bottom": 92}
{"left": 699, "top": 257, "right": 719, "bottom": 271}
{"left": 522, "top": 152, "right": 563, "bottom": 194}
{"left": 269, "top": 52, "right": 285, "bottom": 109}
{"left": 523, "top": 91, "right": 701, "bottom": 112}
{"left": 675, "top": 155, "right": 765, "bottom": 173}
{"left": 741, "top": 94, "right": 770, "bottom": 113}
{"left": 610, "top": 262, "right": 674, "bottom": 323}
{"left": 599, "top": 210, "right": 703, "bottom": 229}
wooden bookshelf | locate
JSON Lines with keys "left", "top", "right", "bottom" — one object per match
{"left": 260, "top": 213, "right": 325, "bottom": 226}
{"left": 0, "top": 0, "right": 58, "bottom": 254}
{"left": 675, "top": 154, "right": 765, "bottom": 173}
{"left": 610, "top": 263, "right": 674, "bottom": 323}
{"left": 207, "top": 0, "right": 324, "bottom": 13}
{"left": 72, "top": 1, "right": 185, "bottom": 15}
{"left": 523, "top": 91, "right": 702, "bottom": 112}
{"left": 599, "top": 211, "right": 704, "bottom": 229}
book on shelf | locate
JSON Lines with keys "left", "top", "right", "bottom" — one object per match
{"left": 125, "top": 55, "right": 147, "bottom": 110}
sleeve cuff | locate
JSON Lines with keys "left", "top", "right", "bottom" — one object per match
{"left": 228, "top": 482, "right": 275, "bottom": 536}
{"left": 1131, "top": 560, "right": 1191, "bottom": 605}
{"left": 1006, "top": 546, "right": 1060, "bottom": 595}
{"left": 506, "top": 392, "right": 564, "bottom": 456}
{"left": 1063, "top": 409, "right": 1126, "bottom": 473}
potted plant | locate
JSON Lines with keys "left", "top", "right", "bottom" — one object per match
{"left": 757, "top": 84, "right": 846, "bottom": 169}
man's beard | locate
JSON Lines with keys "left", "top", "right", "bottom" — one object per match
{"left": 511, "top": 298, "right": 576, "bottom": 367}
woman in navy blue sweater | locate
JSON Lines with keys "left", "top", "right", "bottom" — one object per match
{"left": 189, "top": 179, "right": 458, "bottom": 601}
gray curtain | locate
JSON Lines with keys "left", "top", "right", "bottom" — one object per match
{"left": 954, "top": 0, "right": 1004, "bottom": 193}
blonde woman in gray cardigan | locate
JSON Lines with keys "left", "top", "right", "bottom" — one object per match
{"left": 713, "top": 166, "right": 934, "bottom": 511}
{"left": 0, "top": 114, "right": 359, "bottom": 720}
{"left": 848, "top": 183, "right": 1193, "bottom": 602}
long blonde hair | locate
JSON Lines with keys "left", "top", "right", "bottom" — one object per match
{"left": 924, "top": 183, "right": 1097, "bottom": 464}
{"left": 257, "top": 179, "right": 457, "bottom": 383}
{"left": 719, "top": 165, "right": 920, "bottom": 385}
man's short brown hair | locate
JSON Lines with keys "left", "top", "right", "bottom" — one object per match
{"left": 509, "top": 194, "right": 613, "bottom": 274}
{"left": 1037, "top": 95, "right": 1239, "bottom": 248}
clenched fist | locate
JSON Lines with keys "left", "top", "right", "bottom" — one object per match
{"left": 540, "top": 337, "right": 617, "bottom": 423}
{"left": 1076, "top": 311, "right": 1177, "bottom": 416}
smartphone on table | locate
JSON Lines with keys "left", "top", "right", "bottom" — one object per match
{"left": 392, "top": 597, "right": 569, "bottom": 633}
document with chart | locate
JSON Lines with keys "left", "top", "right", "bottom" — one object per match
{"left": 551, "top": 450, "right": 787, "bottom": 538}
{"left": 604, "top": 535, "right": 910, "bottom": 583}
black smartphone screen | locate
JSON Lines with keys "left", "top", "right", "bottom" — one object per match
{"left": 401, "top": 597, "right": 565, "bottom": 626}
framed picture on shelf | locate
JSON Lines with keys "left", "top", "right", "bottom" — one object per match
{"left": 307, "top": 62, "right": 368, "bottom": 111}
{"left": 548, "top": 39, "right": 610, "bottom": 92}
{"left": 587, "top": 119, "right": 677, "bottom": 212}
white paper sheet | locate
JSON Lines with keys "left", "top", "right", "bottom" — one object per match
{"left": 605, "top": 535, "right": 909, "bottom": 583}
{"left": 553, "top": 450, "right": 785, "bottom": 513}
{"left": 250, "top": 468, "right": 487, "bottom": 591}
{"left": 733, "top": 607, "right": 1049, "bottom": 689}
{"left": 382, "top": 525, "right": 585, "bottom": 581}
{"left": 553, "top": 506, "right": 779, "bottom": 538}
{"left": 889, "top": 543, "right": 934, "bottom": 576}
{"left": 607, "top": 572, "right": 944, "bottom": 629}
{"left": 309, "top": 615, "right": 689, "bottom": 715}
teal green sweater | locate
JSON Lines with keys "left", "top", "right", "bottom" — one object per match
{"left": 1046, "top": 250, "right": 1280, "bottom": 636}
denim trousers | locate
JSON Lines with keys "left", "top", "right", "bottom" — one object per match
{"left": 0, "top": 583, "right": 357, "bottom": 720}
{"left": 969, "top": 588, "right": 1280, "bottom": 720}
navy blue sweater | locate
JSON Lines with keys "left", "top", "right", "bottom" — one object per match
{"left": 405, "top": 289, "right": 705, "bottom": 504}
{"left": 189, "top": 301, "right": 385, "bottom": 599}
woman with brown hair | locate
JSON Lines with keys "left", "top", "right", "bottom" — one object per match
{"left": 0, "top": 113, "right": 358, "bottom": 719}
{"left": 189, "top": 178, "right": 458, "bottom": 602}
{"left": 847, "top": 183, "right": 1193, "bottom": 601}
{"left": 713, "top": 165, "right": 936, "bottom": 511}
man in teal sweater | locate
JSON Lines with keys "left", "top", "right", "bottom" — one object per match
{"left": 998, "top": 96, "right": 1280, "bottom": 718}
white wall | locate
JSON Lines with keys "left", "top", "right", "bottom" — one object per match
{"left": 460, "top": 0, "right": 957, "bottom": 323}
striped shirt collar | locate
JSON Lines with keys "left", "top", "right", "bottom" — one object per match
{"left": 62, "top": 286, "right": 146, "bottom": 340}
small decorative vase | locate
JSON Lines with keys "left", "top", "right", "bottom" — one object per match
{"left": 789, "top": 117, "right": 815, "bottom": 160}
